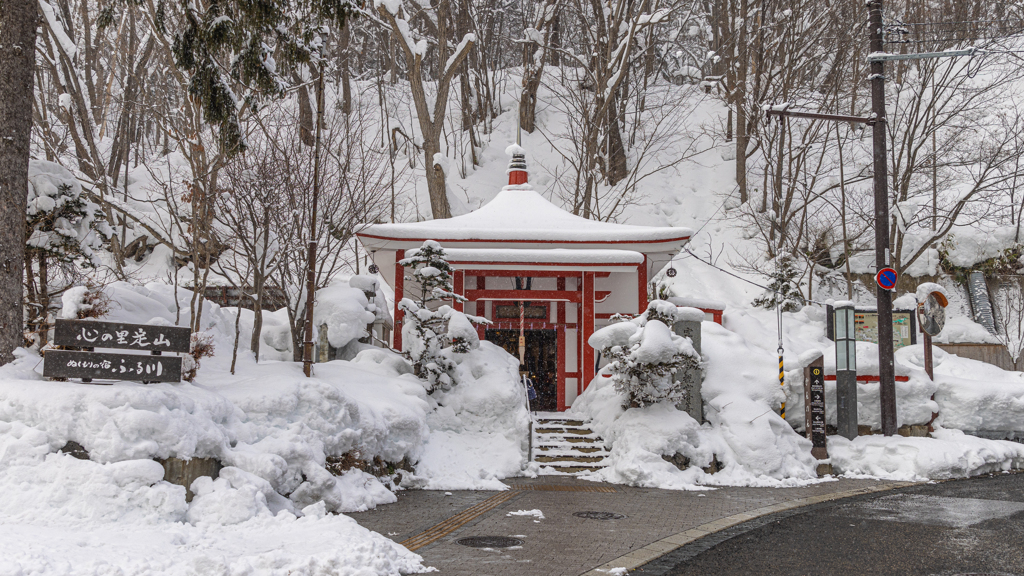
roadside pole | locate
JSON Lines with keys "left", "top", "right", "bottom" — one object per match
{"left": 868, "top": 0, "right": 898, "bottom": 436}
{"left": 768, "top": 0, "right": 975, "bottom": 436}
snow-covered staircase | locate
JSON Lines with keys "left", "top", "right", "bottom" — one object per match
{"left": 531, "top": 414, "right": 610, "bottom": 473}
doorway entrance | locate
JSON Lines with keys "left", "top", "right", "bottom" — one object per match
{"left": 486, "top": 329, "right": 559, "bottom": 412}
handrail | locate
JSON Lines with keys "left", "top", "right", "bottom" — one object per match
{"left": 521, "top": 373, "right": 535, "bottom": 462}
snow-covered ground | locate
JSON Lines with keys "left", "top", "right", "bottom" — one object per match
{"left": 0, "top": 281, "right": 527, "bottom": 574}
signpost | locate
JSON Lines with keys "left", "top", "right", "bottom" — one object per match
{"left": 44, "top": 320, "right": 190, "bottom": 384}
{"left": 803, "top": 352, "right": 831, "bottom": 476}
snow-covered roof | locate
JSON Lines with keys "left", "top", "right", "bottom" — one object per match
{"left": 357, "top": 185, "right": 692, "bottom": 253}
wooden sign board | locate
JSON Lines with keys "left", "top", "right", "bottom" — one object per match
{"left": 806, "top": 364, "right": 828, "bottom": 449}
{"left": 54, "top": 320, "right": 191, "bottom": 353}
{"left": 803, "top": 353, "right": 831, "bottom": 476}
{"left": 43, "top": 350, "right": 182, "bottom": 382}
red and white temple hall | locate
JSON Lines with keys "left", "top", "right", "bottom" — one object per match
{"left": 356, "top": 147, "right": 692, "bottom": 411}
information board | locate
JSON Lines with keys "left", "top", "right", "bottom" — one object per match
{"left": 43, "top": 350, "right": 182, "bottom": 382}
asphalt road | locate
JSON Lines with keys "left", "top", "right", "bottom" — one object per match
{"left": 636, "top": 471, "right": 1024, "bottom": 576}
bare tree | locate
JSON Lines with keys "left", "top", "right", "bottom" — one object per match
{"left": 376, "top": 0, "right": 476, "bottom": 219}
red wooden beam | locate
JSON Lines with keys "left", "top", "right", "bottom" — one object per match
{"left": 824, "top": 374, "right": 910, "bottom": 382}
{"left": 557, "top": 279, "right": 566, "bottom": 412}
{"left": 638, "top": 255, "right": 648, "bottom": 314}
{"left": 462, "top": 270, "right": 612, "bottom": 278}
{"left": 465, "top": 289, "right": 581, "bottom": 303}
{"left": 394, "top": 249, "right": 405, "bottom": 350}
{"left": 582, "top": 272, "right": 596, "bottom": 389}
{"left": 453, "top": 270, "right": 464, "bottom": 312}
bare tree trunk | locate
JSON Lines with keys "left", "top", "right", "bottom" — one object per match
{"left": 340, "top": 22, "right": 352, "bottom": 115}
{"left": 735, "top": 0, "right": 748, "bottom": 203}
{"left": 0, "top": 0, "right": 36, "bottom": 363}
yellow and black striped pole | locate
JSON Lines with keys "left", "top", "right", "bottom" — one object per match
{"left": 778, "top": 349, "right": 786, "bottom": 419}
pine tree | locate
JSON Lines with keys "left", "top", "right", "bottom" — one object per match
{"left": 153, "top": 0, "right": 359, "bottom": 155}
{"left": 752, "top": 254, "right": 805, "bottom": 313}
{"left": 398, "top": 240, "right": 475, "bottom": 392}
{"left": 591, "top": 301, "right": 702, "bottom": 408}
{"left": 24, "top": 162, "right": 111, "bottom": 344}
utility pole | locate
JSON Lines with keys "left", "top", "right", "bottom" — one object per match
{"left": 303, "top": 63, "right": 325, "bottom": 377}
{"left": 869, "top": 0, "right": 898, "bottom": 436}
{"left": 766, "top": 1, "right": 978, "bottom": 437}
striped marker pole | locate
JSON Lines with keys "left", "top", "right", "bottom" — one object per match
{"left": 778, "top": 351, "right": 786, "bottom": 419}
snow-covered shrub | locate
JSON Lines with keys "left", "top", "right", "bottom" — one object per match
{"left": 59, "top": 283, "right": 111, "bottom": 320}
{"left": 399, "top": 241, "right": 485, "bottom": 392}
{"left": 752, "top": 254, "right": 805, "bottom": 312}
{"left": 182, "top": 332, "right": 216, "bottom": 382}
{"left": 589, "top": 300, "right": 701, "bottom": 408}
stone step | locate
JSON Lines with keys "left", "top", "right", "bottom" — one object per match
{"left": 535, "top": 427, "right": 595, "bottom": 435}
{"left": 535, "top": 435, "right": 601, "bottom": 443}
{"left": 537, "top": 464, "right": 606, "bottom": 473}
{"left": 534, "top": 454, "right": 609, "bottom": 464}
{"left": 536, "top": 419, "right": 587, "bottom": 427}
{"left": 536, "top": 445, "right": 608, "bottom": 454}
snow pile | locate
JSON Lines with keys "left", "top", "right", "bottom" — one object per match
{"left": 313, "top": 285, "right": 377, "bottom": 349}
{"left": 897, "top": 345, "right": 1024, "bottom": 436}
{"left": 830, "top": 428, "right": 1024, "bottom": 481}
{"left": 414, "top": 341, "right": 531, "bottom": 490}
{"left": 572, "top": 316, "right": 820, "bottom": 489}
{"left": 0, "top": 281, "right": 432, "bottom": 575}
{"left": 0, "top": 417, "right": 425, "bottom": 576}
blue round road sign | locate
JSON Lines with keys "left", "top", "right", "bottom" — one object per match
{"left": 876, "top": 267, "right": 898, "bottom": 290}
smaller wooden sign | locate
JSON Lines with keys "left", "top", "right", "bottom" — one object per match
{"left": 43, "top": 350, "right": 182, "bottom": 382}
{"left": 803, "top": 352, "right": 830, "bottom": 475}
{"left": 54, "top": 320, "right": 191, "bottom": 353}
{"left": 807, "top": 365, "right": 827, "bottom": 449}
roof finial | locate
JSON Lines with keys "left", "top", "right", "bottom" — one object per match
{"left": 506, "top": 144, "right": 528, "bottom": 186}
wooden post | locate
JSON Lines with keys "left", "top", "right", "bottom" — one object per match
{"left": 582, "top": 272, "right": 596, "bottom": 389}
{"left": 393, "top": 249, "right": 405, "bottom": 350}
{"left": 803, "top": 352, "right": 832, "bottom": 476}
{"left": 923, "top": 331, "right": 934, "bottom": 380}
{"left": 557, "top": 278, "right": 566, "bottom": 411}
{"left": 453, "top": 270, "right": 464, "bottom": 312}
{"left": 637, "top": 255, "right": 648, "bottom": 314}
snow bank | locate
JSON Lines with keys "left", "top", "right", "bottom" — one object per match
{"left": 572, "top": 320, "right": 820, "bottom": 489}
{"left": 313, "top": 286, "right": 376, "bottom": 349}
{"left": 899, "top": 345, "right": 1024, "bottom": 435}
{"left": 830, "top": 428, "right": 1024, "bottom": 481}
{"left": 415, "top": 341, "right": 530, "bottom": 490}
{"left": 1, "top": 281, "right": 433, "bottom": 575}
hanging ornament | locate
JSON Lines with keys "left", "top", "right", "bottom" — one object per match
{"left": 666, "top": 267, "right": 677, "bottom": 278}
{"left": 367, "top": 250, "right": 379, "bottom": 274}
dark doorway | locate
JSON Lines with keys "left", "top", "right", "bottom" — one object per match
{"left": 486, "top": 329, "right": 558, "bottom": 411}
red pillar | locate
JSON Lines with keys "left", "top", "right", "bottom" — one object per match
{"left": 638, "top": 254, "right": 648, "bottom": 315}
{"left": 453, "top": 270, "right": 464, "bottom": 312}
{"left": 582, "top": 271, "right": 596, "bottom": 389}
{"left": 557, "top": 278, "right": 566, "bottom": 411}
{"left": 394, "top": 249, "right": 405, "bottom": 350}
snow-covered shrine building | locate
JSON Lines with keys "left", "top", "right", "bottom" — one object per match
{"left": 356, "top": 148, "right": 691, "bottom": 411}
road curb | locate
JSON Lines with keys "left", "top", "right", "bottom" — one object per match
{"left": 578, "top": 481, "right": 914, "bottom": 575}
